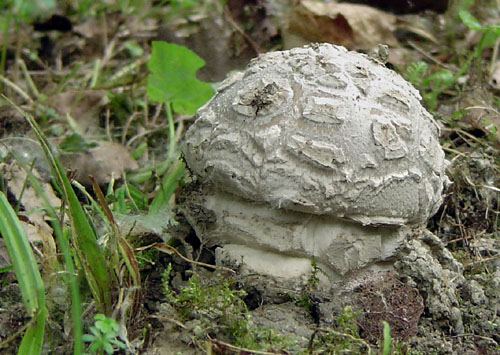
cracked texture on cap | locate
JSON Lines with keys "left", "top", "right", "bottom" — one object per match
{"left": 183, "top": 43, "right": 449, "bottom": 225}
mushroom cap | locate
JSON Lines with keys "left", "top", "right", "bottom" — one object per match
{"left": 183, "top": 43, "right": 449, "bottom": 225}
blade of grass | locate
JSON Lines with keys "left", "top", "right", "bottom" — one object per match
{"left": 0, "top": 192, "right": 46, "bottom": 354}
{"left": 14, "top": 158, "right": 84, "bottom": 354}
{"left": 18, "top": 308, "right": 47, "bottom": 355}
{"left": 5, "top": 96, "right": 114, "bottom": 315}
{"left": 90, "top": 176, "right": 142, "bottom": 321}
{"left": 149, "top": 158, "right": 185, "bottom": 214}
{"left": 0, "top": 192, "right": 44, "bottom": 315}
{"left": 17, "top": 59, "right": 40, "bottom": 99}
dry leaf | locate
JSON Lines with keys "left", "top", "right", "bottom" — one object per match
{"left": 1, "top": 161, "right": 61, "bottom": 241}
{"left": 489, "top": 61, "right": 500, "bottom": 90}
{"left": 0, "top": 239, "right": 11, "bottom": 269}
{"left": 59, "top": 140, "right": 138, "bottom": 186}
{"left": 52, "top": 90, "right": 108, "bottom": 135}
{"left": 396, "top": 14, "right": 440, "bottom": 44}
{"left": 458, "top": 88, "right": 500, "bottom": 146}
{"left": 284, "top": 1, "right": 398, "bottom": 50}
{"left": 340, "top": 0, "right": 449, "bottom": 14}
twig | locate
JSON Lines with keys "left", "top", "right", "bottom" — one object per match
{"left": 309, "top": 327, "right": 372, "bottom": 355}
{"left": 208, "top": 336, "right": 282, "bottom": 355}
{"left": 122, "top": 112, "right": 140, "bottom": 145}
{"left": 125, "top": 127, "right": 166, "bottom": 147}
{"left": 150, "top": 314, "right": 186, "bottom": 329}
{"left": 223, "top": 7, "right": 262, "bottom": 55}
{"left": 464, "top": 255, "right": 500, "bottom": 269}
{"left": 0, "top": 316, "right": 31, "bottom": 349}
{"left": 407, "top": 40, "right": 452, "bottom": 69}
{"left": 449, "top": 333, "right": 499, "bottom": 347}
{"left": 149, "top": 103, "right": 163, "bottom": 126}
{"left": 105, "top": 107, "right": 113, "bottom": 141}
{"left": 136, "top": 242, "right": 236, "bottom": 274}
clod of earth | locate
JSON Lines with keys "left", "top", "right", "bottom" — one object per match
{"left": 182, "top": 43, "right": 450, "bottom": 284}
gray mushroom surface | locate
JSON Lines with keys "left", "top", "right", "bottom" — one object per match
{"left": 184, "top": 43, "right": 448, "bottom": 226}
{"left": 182, "top": 43, "right": 449, "bottom": 283}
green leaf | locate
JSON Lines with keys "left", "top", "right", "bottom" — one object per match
{"left": 423, "top": 69, "right": 454, "bottom": 87}
{"left": 103, "top": 342, "right": 114, "bottom": 354}
{"left": 405, "top": 61, "right": 428, "bottom": 87}
{"left": 481, "top": 30, "right": 500, "bottom": 49}
{"left": 490, "top": 23, "right": 500, "bottom": 35}
{"left": 146, "top": 41, "right": 214, "bottom": 114}
{"left": 82, "top": 334, "right": 95, "bottom": 342}
{"left": 124, "top": 40, "right": 143, "bottom": 57}
{"left": 459, "top": 10, "right": 483, "bottom": 31}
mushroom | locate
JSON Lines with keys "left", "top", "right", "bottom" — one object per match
{"left": 182, "top": 43, "right": 449, "bottom": 284}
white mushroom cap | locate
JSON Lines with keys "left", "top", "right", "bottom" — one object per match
{"left": 183, "top": 43, "right": 449, "bottom": 226}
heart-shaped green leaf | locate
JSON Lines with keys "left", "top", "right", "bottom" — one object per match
{"left": 146, "top": 41, "right": 214, "bottom": 115}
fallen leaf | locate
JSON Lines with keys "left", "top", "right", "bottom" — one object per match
{"left": 59, "top": 140, "right": 138, "bottom": 186}
{"left": 457, "top": 88, "right": 500, "bottom": 146}
{"left": 284, "top": 1, "right": 398, "bottom": 50}
{"left": 341, "top": 0, "right": 449, "bottom": 14}
{"left": 115, "top": 210, "right": 176, "bottom": 238}
{"left": 52, "top": 90, "right": 108, "bottom": 135}
{"left": 0, "top": 239, "right": 11, "bottom": 270}
{"left": 396, "top": 14, "right": 440, "bottom": 44}
{"left": 1, "top": 160, "right": 61, "bottom": 241}
{"left": 489, "top": 61, "right": 500, "bottom": 90}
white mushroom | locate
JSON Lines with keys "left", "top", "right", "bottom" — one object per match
{"left": 182, "top": 43, "right": 449, "bottom": 284}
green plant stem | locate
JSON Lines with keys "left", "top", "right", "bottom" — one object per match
{"left": 382, "top": 321, "right": 391, "bottom": 355}
{"left": 90, "top": 59, "right": 100, "bottom": 88}
{"left": 0, "top": 0, "right": 12, "bottom": 78}
{"left": 149, "top": 158, "right": 185, "bottom": 214}
{"left": 165, "top": 101, "right": 176, "bottom": 162}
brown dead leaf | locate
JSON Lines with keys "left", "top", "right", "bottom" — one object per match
{"left": 158, "top": 5, "right": 259, "bottom": 82}
{"left": 284, "top": 1, "right": 398, "bottom": 50}
{"left": 52, "top": 90, "right": 108, "bottom": 135}
{"left": 457, "top": 88, "right": 500, "bottom": 146}
{"left": 59, "top": 140, "right": 138, "bottom": 186}
{"left": 396, "top": 14, "right": 440, "bottom": 44}
{"left": 0, "top": 239, "right": 11, "bottom": 270}
{"left": 0, "top": 105, "right": 29, "bottom": 137}
{"left": 341, "top": 0, "right": 449, "bottom": 14}
{"left": 488, "top": 61, "right": 500, "bottom": 90}
{"left": 0, "top": 161, "right": 61, "bottom": 242}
